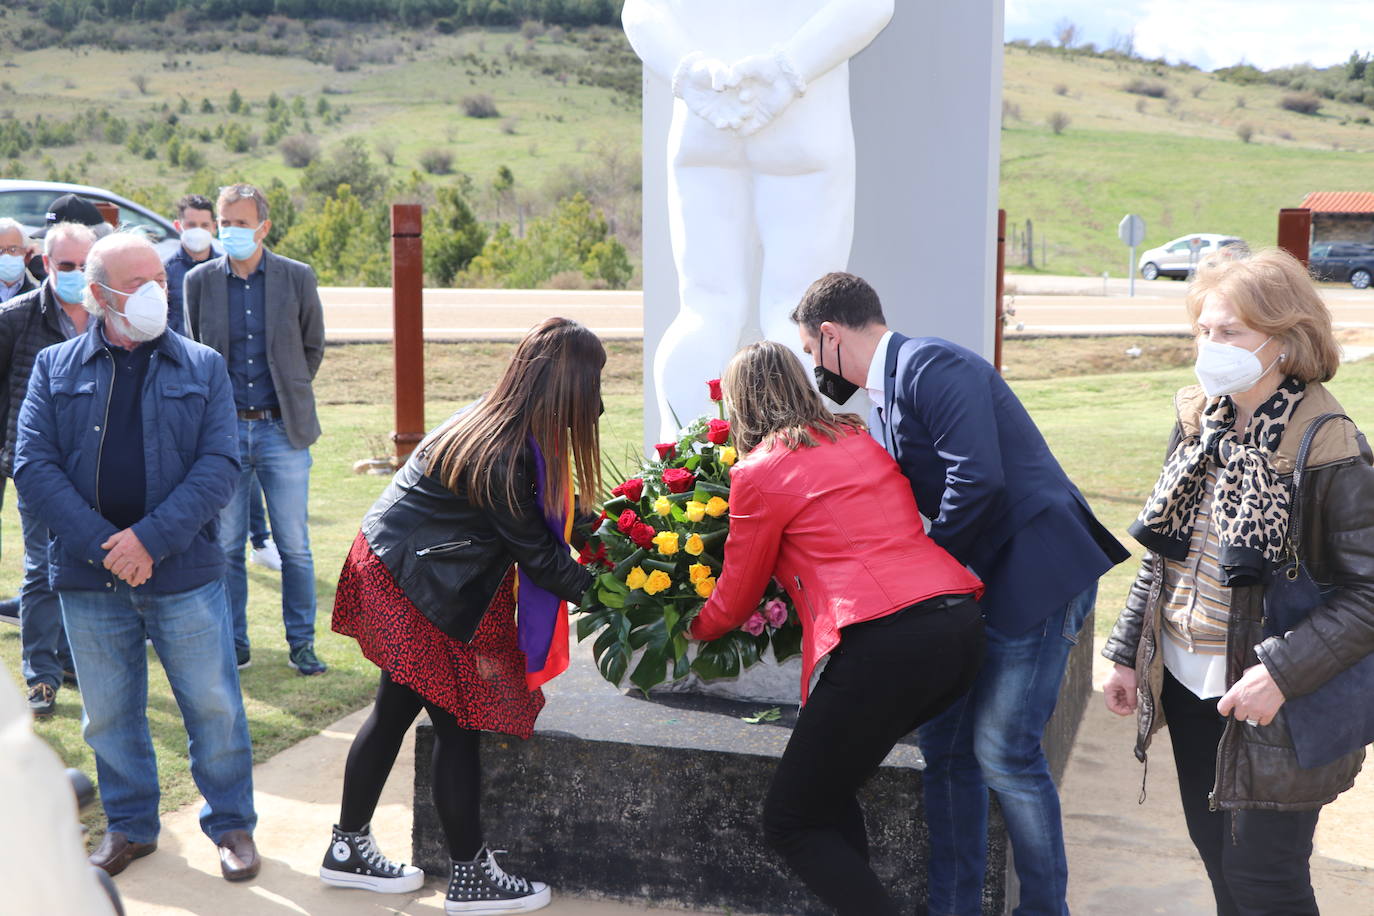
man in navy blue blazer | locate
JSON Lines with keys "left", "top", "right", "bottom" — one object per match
{"left": 792, "top": 272, "right": 1128, "bottom": 915}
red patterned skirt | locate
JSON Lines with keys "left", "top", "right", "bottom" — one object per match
{"left": 331, "top": 532, "right": 545, "bottom": 739}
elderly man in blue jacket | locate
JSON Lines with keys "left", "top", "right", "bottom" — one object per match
{"left": 13, "top": 233, "right": 260, "bottom": 883}
{"left": 792, "top": 272, "right": 1129, "bottom": 916}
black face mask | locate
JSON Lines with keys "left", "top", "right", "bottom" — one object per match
{"left": 813, "top": 337, "right": 861, "bottom": 404}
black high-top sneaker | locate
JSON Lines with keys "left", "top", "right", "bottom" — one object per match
{"left": 445, "top": 847, "right": 551, "bottom": 914}
{"left": 318, "top": 823, "right": 425, "bottom": 893}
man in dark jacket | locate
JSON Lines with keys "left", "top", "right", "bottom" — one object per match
{"left": 14, "top": 233, "right": 259, "bottom": 882}
{"left": 0, "top": 221, "right": 98, "bottom": 717}
{"left": 185, "top": 182, "right": 326, "bottom": 675}
{"left": 791, "top": 272, "right": 1130, "bottom": 916}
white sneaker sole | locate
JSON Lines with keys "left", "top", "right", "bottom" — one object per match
{"left": 445, "top": 886, "right": 551, "bottom": 914}
{"left": 319, "top": 865, "right": 426, "bottom": 893}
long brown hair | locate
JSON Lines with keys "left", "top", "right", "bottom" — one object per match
{"left": 722, "top": 340, "right": 865, "bottom": 455}
{"left": 427, "top": 318, "right": 605, "bottom": 515}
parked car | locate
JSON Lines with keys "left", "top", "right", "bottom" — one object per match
{"left": 0, "top": 179, "right": 180, "bottom": 259}
{"left": 1137, "top": 233, "right": 1246, "bottom": 281}
{"left": 1308, "top": 242, "right": 1374, "bottom": 289}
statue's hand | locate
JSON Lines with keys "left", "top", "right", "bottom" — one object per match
{"left": 674, "top": 54, "right": 753, "bottom": 131}
{"left": 727, "top": 52, "right": 805, "bottom": 137}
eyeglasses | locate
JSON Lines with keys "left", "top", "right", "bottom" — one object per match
{"left": 0, "top": 245, "right": 25, "bottom": 257}
{"left": 218, "top": 184, "right": 259, "bottom": 199}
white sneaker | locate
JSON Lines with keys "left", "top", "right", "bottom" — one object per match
{"left": 250, "top": 540, "right": 283, "bottom": 571}
{"left": 445, "top": 847, "right": 550, "bottom": 914}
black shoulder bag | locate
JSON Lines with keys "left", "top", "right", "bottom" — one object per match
{"left": 1263, "top": 412, "right": 1374, "bottom": 770}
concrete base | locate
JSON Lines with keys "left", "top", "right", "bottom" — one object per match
{"left": 413, "top": 612, "right": 1097, "bottom": 915}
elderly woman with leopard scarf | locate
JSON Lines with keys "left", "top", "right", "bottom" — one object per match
{"left": 1102, "top": 248, "right": 1374, "bottom": 916}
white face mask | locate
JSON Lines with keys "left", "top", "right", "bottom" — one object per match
{"left": 99, "top": 280, "right": 168, "bottom": 342}
{"left": 1194, "top": 336, "right": 1279, "bottom": 398}
{"left": 180, "top": 226, "right": 213, "bottom": 254}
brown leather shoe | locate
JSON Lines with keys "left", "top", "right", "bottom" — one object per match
{"left": 89, "top": 831, "right": 157, "bottom": 876}
{"left": 216, "top": 829, "right": 261, "bottom": 881}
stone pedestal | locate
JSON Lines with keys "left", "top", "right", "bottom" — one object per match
{"left": 413, "top": 611, "right": 1094, "bottom": 914}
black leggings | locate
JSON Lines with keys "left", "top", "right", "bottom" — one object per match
{"left": 762, "top": 596, "right": 985, "bottom": 916}
{"left": 338, "top": 671, "right": 484, "bottom": 861}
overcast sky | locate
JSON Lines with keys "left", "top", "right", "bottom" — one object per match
{"left": 1005, "top": 1, "right": 1374, "bottom": 71}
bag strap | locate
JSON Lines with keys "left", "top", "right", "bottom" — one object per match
{"left": 1288, "top": 412, "right": 1351, "bottom": 557}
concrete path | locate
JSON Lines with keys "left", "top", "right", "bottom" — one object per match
{"left": 112, "top": 641, "right": 1373, "bottom": 915}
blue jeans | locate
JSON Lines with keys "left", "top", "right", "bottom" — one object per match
{"left": 247, "top": 473, "right": 271, "bottom": 549}
{"left": 219, "top": 418, "right": 316, "bottom": 653}
{"left": 59, "top": 578, "right": 256, "bottom": 843}
{"left": 18, "top": 499, "right": 73, "bottom": 690}
{"left": 917, "top": 584, "right": 1097, "bottom": 916}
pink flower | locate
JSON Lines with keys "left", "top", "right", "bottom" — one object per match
{"left": 763, "top": 599, "right": 789, "bottom": 628}
{"left": 741, "top": 613, "right": 767, "bottom": 636}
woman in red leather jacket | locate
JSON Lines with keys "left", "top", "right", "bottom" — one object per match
{"left": 690, "top": 340, "right": 985, "bottom": 916}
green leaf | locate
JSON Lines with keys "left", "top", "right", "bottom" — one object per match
{"left": 600, "top": 644, "right": 629, "bottom": 685}
{"left": 596, "top": 587, "right": 626, "bottom": 609}
{"left": 684, "top": 454, "right": 701, "bottom": 471}
{"left": 741, "top": 707, "right": 782, "bottom": 724}
{"left": 611, "top": 548, "right": 648, "bottom": 578}
{"left": 629, "top": 645, "right": 669, "bottom": 693}
{"left": 736, "top": 631, "right": 762, "bottom": 669}
{"left": 691, "top": 639, "right": 741, "bottom": 680}
{"left": 598, "top": 571, "right": 630, "bottom": 595}
{"left": 593, "top": 626, "right": 622, "bottom": 660}
{"left": 770, "top": 623, "right": 803, "bottom": 662}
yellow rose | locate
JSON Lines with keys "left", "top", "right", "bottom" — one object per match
{"left": 705, "top": 496, "right": 729, "bottom": 518}
{"left": 689, "top": 562, "right": 711, "bottom": 584}
{"left": 652, "top": 530, "right": 680, "bottom": 555}
{"left": 625, "top": 566, "right": 648, "bottom": 590}
{"left": 694, "top": 576, "right": 716, "bottom": 598}
{"left": 644, "top": 570, "right": 672, "bottom": 596}
{"left": 684, "top": 500, "right": 706, "bottom": 523}
{"left": 685, "top": 533, "right": 705, "bottom": 556}
{"left": 653, "top": 495, "right": 672, "bottom": 516}
{"left": 719, "top": 446, "right": 737, "bottom": 467}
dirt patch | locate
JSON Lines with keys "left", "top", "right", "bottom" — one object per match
{"left": 1000, "top": 335, "right": 1194, "bottom": 380}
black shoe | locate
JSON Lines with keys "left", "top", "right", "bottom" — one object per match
{"left": 445, "top": 847, "right": 550, "bottom": 914}
{"left": 28, "top": 682, "right": 57, "bottom": 718}
{"left": 319, "top": 823, "right": 425, "bottom": 893}
{"left": 288, "top": 644, "right": 327, "bottom": 676}
{"left": 236, "top": 646, "right": 251, "bottom": 670}
{"left": 0, "top": 596, "right": 19, "bottom": 627}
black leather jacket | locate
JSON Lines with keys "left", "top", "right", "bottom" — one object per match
{"left": 361, "top": 433, "right": 593, "bottom": 644}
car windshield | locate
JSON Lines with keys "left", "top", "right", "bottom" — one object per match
{"left": 0, "top": 190, "right": 54, "bottom": 227}
{"left": 1311, "top": 244, "right": 1332, "bottom": 257}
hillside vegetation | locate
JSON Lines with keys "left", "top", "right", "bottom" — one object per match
{"left": 3, "top": 8, "right": 1374, "bottom": 282}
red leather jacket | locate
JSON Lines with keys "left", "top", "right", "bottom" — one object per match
{"left": 690, "top": 428, "right": 984, "bottom": 702}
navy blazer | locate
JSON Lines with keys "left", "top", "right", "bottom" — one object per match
{"left": 873, "top": 333, "right": 1129, "bottom": 634}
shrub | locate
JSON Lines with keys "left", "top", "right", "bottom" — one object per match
{"left": 375, "top": 137, "right": 397, "bottom": 165}
{"left": 1053, "top": 84, "right": 1068, "bottom": 96}
{"left": 333, "top": 47, "right": 359, "bottom": 72}
{"left": 1236, "top": 123, "right": 1255, "bottom": 143}
{"left": 520, "top": 20, "right": 546, "bottom": 40}
{"left": 1124, "top": 78, "right": 1167, "bottom": 98}
{"left": 548, "top": 26, "right": 566, "bottom": 43}
{"left": 1280, "top": 93, "right": 1323, "bottom": 115}
{"left": 1048, "top": 111, "right": 1071, "bottom": 134}
{"left": 462, "top": 94, "right": 500, "bottom": 118}
{"left": 419, "top": 148, "right": 454, "bottom": 175}
{"left": 280, "top": 133, "right": 321, "bottom": 168}
{"left": 1002, "top": 99, "right": 1022, "bottom": 122}
{"left": 501, "top": 118, "right": 518, "bottom": 135}
{"left": 130, "top": 73, "right": 148, "bottom": 94}
{"left": 1235, "top": 95, "right": 1247, "bottom": 109}
{"left": 1135, "top": 98, "right": 1148, "bottom": 114}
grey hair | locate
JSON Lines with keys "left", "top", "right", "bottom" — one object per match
{"left": 216, "top": 182, "right": 269, "bottom": 222}
{"left": 82, "top": 231, "right": 158, "bottom": 317}
{"left": 0, "top": 217, "right": 27, "bottom": 241}
{"left": 42, "top": 221, "right": 98, "bottom": 258}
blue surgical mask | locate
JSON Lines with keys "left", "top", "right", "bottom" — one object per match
{"left": 52, "top": 269, "right": 86, "bottom": 304}
{"left": 0, "top": 253, "right": 25, "bottom": 285}
{"left": 219, "top": 225, "right": 260, "bottom": 261}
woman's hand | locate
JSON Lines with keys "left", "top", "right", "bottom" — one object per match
{"left": 1217, "top": 663, "right": 1286, "bottom": 726}
{"left": 1103, "top": 663, "right": 1138, "bottom": 716}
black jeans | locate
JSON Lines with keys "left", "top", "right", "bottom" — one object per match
{"left": 1162, "top": 668, "right": 1321, "bottom": 916}
{"left": 763, "top": 596, "right": 985, "bottom": 916}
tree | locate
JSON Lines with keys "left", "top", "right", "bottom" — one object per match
{"left": 227, "top": 88, "right": 243, "bottom": 114}
{"left": 1346, "top": 51, "right": 1368, "bottom": 83}
{"left": 300, "top": 137, "right": 388, "bottom": 204}
{"left": 1053, "top": 18, "right": 1079, "bottom": 50}
{"left": 458, "top": 193, "right": 632, "bottom": 289}
{"left": 426, "top": 185, "right": 489, "bottom": 285}
{"left": 277, "top": 184, "right": 389, "bottom": 286}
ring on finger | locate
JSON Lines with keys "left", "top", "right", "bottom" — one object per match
{"left": 1245, "top": 718, "right": 1260, "bottom": 727}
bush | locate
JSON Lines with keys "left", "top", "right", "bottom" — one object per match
{"left": 333, "top": 47, "right": 359, "bottom": 72}
{"left": 280, "top": 133, "right": 321, "bottom": 168}
{"left": 1048, "top": 111, "right": 1071, "bottom": 135}
{"left": 375, "top": 137, "right": 397, "bottom": 165}
{"left": 548, "top": 25, "right": 566, "bottom": 43}
{"left": 419, "top": 148, "right": 454, "bottom": 175}
{"left": 1280, "top": 93, "right": 1323, "bottom": 115}
{"left": 462, "top": 94, "right": 500, "bottom": 118}
{"left": 300, "top": 137, "right": 388, "bottom": 204}
{"left": 1124, "top": 78, "right": 1167, "bottom": 98}
{"left": 501, "top": 118, "right": 518, "bottom": 135}
{"left": 520, "top": 20, "right": 546, "bottom": 40}
{"left": 1053, "top": 84, "right": 1068, "bottom": 96}
{"left": 1236, "top": 123, "right": 1255, "bottom": 143}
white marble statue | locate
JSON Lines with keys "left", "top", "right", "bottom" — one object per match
{"left": 623, "top": 0, "right": 894, "bottom": 438}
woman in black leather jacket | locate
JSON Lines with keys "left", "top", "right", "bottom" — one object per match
{"left": 318, "top": 318, "right": 603, "bottom": 914}
{"left": 1102, "top": 250, "right": 1374, "bottom": 916}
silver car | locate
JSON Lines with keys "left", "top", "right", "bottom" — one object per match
{"left": 0, "top": 179, "right": 181, "bottom": 259}
{"left": 1137, "top": 233, "right": 1246, "bottom": 281}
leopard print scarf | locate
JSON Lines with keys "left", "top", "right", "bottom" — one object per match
{"left": 1129, "top": 377, "right": 1305, "bottom": 586}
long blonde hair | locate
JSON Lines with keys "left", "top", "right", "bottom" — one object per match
{"left": 722, "top": 340, "right": 865, "bottom": 455}
{"left": 427, "top": 318, "right": 604, "bottom": 515}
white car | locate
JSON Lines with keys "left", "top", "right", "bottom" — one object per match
{"left": 1137, "top": 233, "right": 1246, "bottom": 281}
{"left": 0, "top": 179, "right": 181, "bottom": 259}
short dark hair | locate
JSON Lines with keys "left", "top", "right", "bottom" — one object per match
{"left": 789, "top": 272, "right": 886, "bottom": 333}
{"left": 176, "top": 194, "right": 214, "bottom": 218}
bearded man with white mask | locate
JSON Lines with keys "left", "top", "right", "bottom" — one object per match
{"left": 13, "top": 232, "right": 261, "bottom": 882}
{"left": 163, "top": 193, "right": 219, "bottom": 336}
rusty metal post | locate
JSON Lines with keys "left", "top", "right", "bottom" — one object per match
{"left": 391, "top": 204, "right": 425, "bottom": 461}
{"left": 1277, "top": 208, "right": 1312, "bottom": 266}
{"left": 994, "top": 209, "right": 1007, "bottom": 374}
{"left": 93, "top": 201, "right": 120, "bottom": 228}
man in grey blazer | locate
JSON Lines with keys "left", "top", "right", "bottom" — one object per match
{"left": 185, "top": 183, "right": 327, "bottom": 676}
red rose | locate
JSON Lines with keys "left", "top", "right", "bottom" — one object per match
{"left": 654, "top": 442, "right": 676, "bottom": 461}
{"left": 662, "top": 468, "right": 696, "bottom": 494}
{"left": 617, "top": 509, "right": 638, "bottom": 534}
{"left": 577, "top": 543, "right": 594, "bottom": 565}
{"left": 612, "top": 478, "right": 644, "bottom": 503}
{"left": 630, "top": 522, "right": 656, "bottom": 549}
{"left": 706, "top": 419, "right": 730, "bottom": 445}
{"left": 707, "top": 378, "right": 723, "bottom": 401}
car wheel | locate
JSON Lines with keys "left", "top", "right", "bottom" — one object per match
{"left": 1141, "top": 262, "right": 1159, "bottom": 281}
{"left": 1351, "top": 269, "right": 1372, "bottom": 290}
